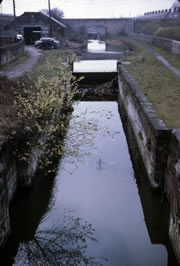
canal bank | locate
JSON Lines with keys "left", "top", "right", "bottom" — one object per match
{"left": 1, "top": 101, "right": 178, "bottom": 265}
{"left": 0, "top": 102, "right": 73, "bottom": 254}
{"left": 117, "top": 64, "right": 180, "bottom": 263}
{"left": 0, "top": 51, "right": 77, "bottom": 254}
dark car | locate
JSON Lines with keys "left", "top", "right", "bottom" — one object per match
{"left": 34, "top": 37, "right": 60, "bottom": 49}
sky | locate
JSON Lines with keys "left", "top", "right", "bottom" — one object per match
{"left": 0, "top": 0, "right": 175, "bottom": 18}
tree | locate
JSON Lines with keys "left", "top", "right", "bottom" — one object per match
{"left": 41, "top": 7, "right": 64, "bottom": 21}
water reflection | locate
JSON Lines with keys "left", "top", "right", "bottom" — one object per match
{"left": 88, "top": 40, "right": 106, "bottom": 52}
{"left": 1, "top": 171, "right": 104, "bottom": 265}
{"left": 87, "top": 40, "right": 125, "bottom": 56}
{"left": 14, "top": 213, "right": 105, "bottom": 266}
{"left": 54, "top": 102, "right": 170, "bottom": 266}
{"left": 1, "top": 102, "right": 179, "bottom": 265}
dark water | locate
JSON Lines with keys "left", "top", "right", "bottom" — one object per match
{"left": 1, "top": 101, "right": 178, "bottom": 265}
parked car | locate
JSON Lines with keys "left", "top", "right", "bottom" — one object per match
{"left": 34, "top": 37, "right": 60, "bottom": 49}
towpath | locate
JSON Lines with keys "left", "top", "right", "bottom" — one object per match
{"left": 128, "top": 39, "right": 180, "bottom": 78}
{"left": 0, "top": 46, "right": 42, "bottom": 79}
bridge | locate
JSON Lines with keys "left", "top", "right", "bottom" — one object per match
{"left": 62, "top": 18, "right": 133, "bottom": 37}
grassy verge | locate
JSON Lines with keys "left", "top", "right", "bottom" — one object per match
{"left": 0, "top": 51, "right": 30, "bottom": 71}
{"left": 132, "top": 39, "right": 180, "bottom": 70}
{"left": 25, "top": 48, "right": 73, "bottom": 81}
{"left": 121, "top": 41, "right": 180, "bottom": 129}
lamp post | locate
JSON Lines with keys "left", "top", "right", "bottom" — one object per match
{"left": 13, "top": 0, "right": 16, "bottom": 19}
{"left": 48, "top": 0, "right": 53, "bottom": 37}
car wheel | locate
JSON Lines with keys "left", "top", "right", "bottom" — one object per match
{"left": 36, "top": 45, "right": 40, "bottom": 49}
{"left": 50, "top": 45, "right": 55, "bottom": 49}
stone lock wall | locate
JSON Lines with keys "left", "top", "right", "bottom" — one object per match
{"left": 0, "top": 140, "right": 17, "bottom": 252}
{"left": 165, "top": 129, "right": 180, "bottom": 261}
{"left": 117, "top": 65, "right": 170, "bottom": 188}
{"left": 118, "top": 65, "right": 180, "bottom": 263}
{"left": 0, "top": 96, "right": 72, "bottom": 253}
{"left": 0, "top": 138, "right": 40, "bottom": 253}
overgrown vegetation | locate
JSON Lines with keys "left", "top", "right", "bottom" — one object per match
{"left": 1, "top": 49, "right": 98, "bottom": 175}
{"left": 0, "top": 49, "right": 69, "bottom": 138}
{"left": 121, "top": 40, "right": 180, "bottom": 128}
{"left": 0, "top": 76, "right": 17, "bottom": 138}
{"left": 134, "top": 18, "right": 180, "bottom": 41}
{"left": 12, "top": 62, "right": 76, "bottom": 169}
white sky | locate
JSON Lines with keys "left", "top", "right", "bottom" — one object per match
{"left": 0, "top": 0, "right": 175, "bottom": 18}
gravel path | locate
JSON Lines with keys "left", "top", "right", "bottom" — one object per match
{"left": 0, "top": 46, "right": 42, "bottom": 79}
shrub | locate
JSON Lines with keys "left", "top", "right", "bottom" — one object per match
{"left": 154, "top": 26, "right": 180, "bottom": 41}
{"left": 134, "top": 18, "right": 180, "bottom": 40}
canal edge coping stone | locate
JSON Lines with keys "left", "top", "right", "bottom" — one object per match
{"left": 117, "top": 64, "right": 170, "bottom": 188}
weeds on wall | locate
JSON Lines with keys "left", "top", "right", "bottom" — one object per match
{"left": 9, "top": 59, "right": 97, "bottom": 176}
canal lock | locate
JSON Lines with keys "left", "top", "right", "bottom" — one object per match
{"left": 0, "top": 40, "right": 179, "bottom": 265}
